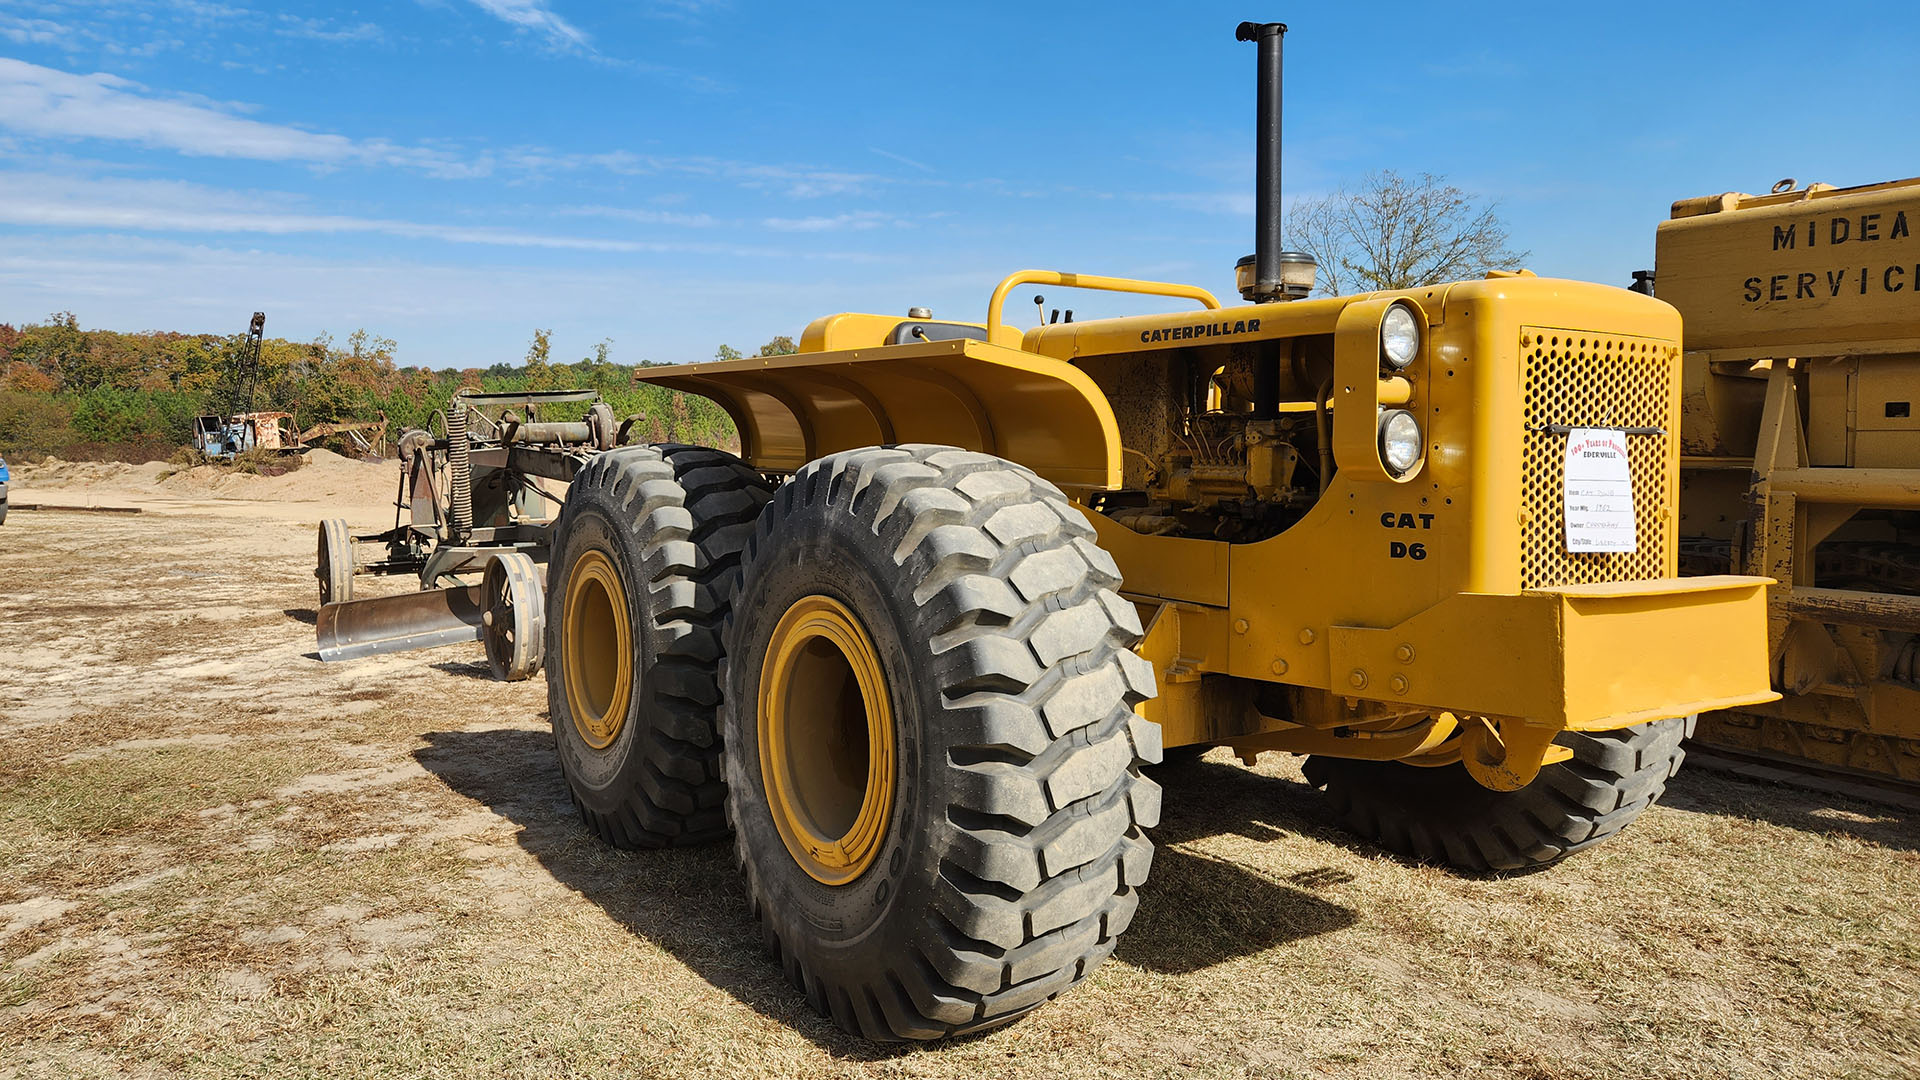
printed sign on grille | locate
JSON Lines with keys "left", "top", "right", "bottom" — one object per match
{"left": 1563, "top": 428, "right": 1637, "bottom": 552}
{"left": 1519, "top": 328, "right": 1677, "bottom": 589}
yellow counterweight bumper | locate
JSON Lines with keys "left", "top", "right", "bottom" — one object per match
{"left": 1328, "top": 574, "right": 1779, "bottom": 732}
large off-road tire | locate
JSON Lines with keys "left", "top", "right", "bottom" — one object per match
{"left": 317, "top": 518, "right": 353, "bottom": 605}
{"left": 721, "top": 445, "right": 1161, "bottom": 1041}
{"left": 1303, "top": 715, "right": 1696, "bottom": 872}
{"left": 547, "top": 444, "right": 772, "bottom": 848}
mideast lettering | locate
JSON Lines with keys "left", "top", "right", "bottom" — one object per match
{"left": 1742, "top": 209, "right": 1915, "bottom": 305}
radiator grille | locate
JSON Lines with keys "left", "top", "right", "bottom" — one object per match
{"left": 1520, "top": 328, "right": 1678, "bottom": 590}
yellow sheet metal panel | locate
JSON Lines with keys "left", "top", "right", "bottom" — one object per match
{"left": 1656, "top": 177, "right": 1920, "bottom": 357}
{"left": 1219, "top": 277, "right": 1682, "bottom": 682}
{"left": 1025, "top": 292, "right": 1349, "bottom": 361}
{"left": 635, "top": 339, "right": 1122, "bottom": 494}
{"left": 1326, "top": 592, "right": 1564, "bottom": 723}
{"left": 1854, "top": 357, "right": 1920, "bottom": 468}
{"left": 1326, "top": 576, "right": 1775, "bottom": 730}
{"left": 1555, "top": 575, "right": 1776, "bottom": 729}
{"left": 1805, "top": 358, "right": 1853, "bottom": 466}
{"left": 1086, "top": 509, "right": 1229, "bottom": 607}
{"left": 1130, "top": 600, "right": 1244, "bottom": 748}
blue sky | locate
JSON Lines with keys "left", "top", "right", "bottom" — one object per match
{"left": 1, "top": 0, "right": 1915, "bottom": 368}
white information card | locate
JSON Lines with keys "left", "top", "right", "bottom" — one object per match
{"left": 1563, "top": 428, "right": 1637, "bottom": 553}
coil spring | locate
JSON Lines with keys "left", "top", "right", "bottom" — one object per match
{"left": 447, "top": 403, "right": 472, "bottom": 537}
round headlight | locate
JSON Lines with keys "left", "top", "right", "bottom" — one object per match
{"left": 1379, "top": 409, "right": 1422, "bottom": 474}
{"left": 1381, "top": 303, "right": 1420, "bottom": 369}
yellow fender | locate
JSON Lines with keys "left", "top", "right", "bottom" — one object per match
{"left": 634, "top": 272, "right": 1222, "bottom": 497}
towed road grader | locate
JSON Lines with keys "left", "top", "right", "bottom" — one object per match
{"left": 315, "top": 388, "right": 626, "bottom": 679}
{"left": 512, "top": 22, "right": 1778, "bottom": 1041}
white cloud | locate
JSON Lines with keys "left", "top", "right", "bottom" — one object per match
{"left": 3, "top": 4, "right": 383, "bottom": 56}
{"left": 870, "top": 147, "right": 935, "bottom": 174}
{"left": 0, "top": 59, "right": 890, "bottom": 193}
{"left": 0, "top": 172, "right": 903, "bottom": 263}
{"left": 275, "top": 15, "right": 384, "bottom": 44}
{"left": 502, "top": 147, "right": 890, "bottom": 199}
{"left": 762, "top": 211, "right": 901, "bottom": 233}
{"left": 0, "top": 14, "right": 71, "bottom": 47}
{"left": 465, "top": 0, "right": 589, "bottom": 52}
{"left": 0, "top": 172, "right": 710, "bottom": 252}
{"left": 553, "top": 204, "right": 719, "bottom": 228}
{"left": 0, "top": 58, "right": 481, "bottom": 177}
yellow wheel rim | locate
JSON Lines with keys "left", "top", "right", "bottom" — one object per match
{"left": 759, "top": 595, "right": 896, "bottom": 886}
{"left": 562, "top": 549, "right": 632, "bottom": 750}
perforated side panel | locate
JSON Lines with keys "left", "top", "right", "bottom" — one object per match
{"left": 1520, "top": 328, "right": 1679, "bottom": 590}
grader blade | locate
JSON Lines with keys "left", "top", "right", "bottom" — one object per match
{"left": 316, "top": 584, "right": 485, "bottom": 662}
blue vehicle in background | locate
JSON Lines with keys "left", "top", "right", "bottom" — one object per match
{"left": 1, "top": 452, "right": 10, "bottom": 525}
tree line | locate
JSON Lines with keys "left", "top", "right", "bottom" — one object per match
{"left": 0, "top": 314, "right": 789, "bottom": 461}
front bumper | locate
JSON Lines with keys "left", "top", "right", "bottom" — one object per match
{"left": 1329, "top": 574, "right": 1779, "bottom": 730}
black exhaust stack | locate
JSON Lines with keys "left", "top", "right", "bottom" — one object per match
{"left": 1236, "top": 20, "right": 1314, "bottom": 302}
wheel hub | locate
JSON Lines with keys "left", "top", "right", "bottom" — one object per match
{"left": 562, "top": 549, "right": 631, "bottom": 749}
{"left": 758, "top": 595, "right": 895, "bottom": 886}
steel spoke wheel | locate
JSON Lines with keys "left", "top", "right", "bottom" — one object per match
{"left": 317, "top": 518, "right": 354, "bottom": 606}
{"left": 483, "top": 551, "right": 545, "bottom": 682}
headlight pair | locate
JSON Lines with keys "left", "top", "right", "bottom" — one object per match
{"left": 1376, "top": 301, "right": 1423, "bottom": 475}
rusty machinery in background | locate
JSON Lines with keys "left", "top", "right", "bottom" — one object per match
{"left": 1650, "top": 177, "right": 1920, "bottom": 790}
{"left": 314, "top": 388, "right": 628, "bottom": 679}
{"left": 192, "top": 311, "right": 275, "bottom": 459}
{"left": 192, "top": 311, "right": 393, "bottom": 459}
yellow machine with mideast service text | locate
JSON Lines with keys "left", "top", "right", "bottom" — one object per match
{"left": 537, "top": 20, "right": 1777, "bottom": 1042}
{"left": 1652, "top": 176, "right": 1920, "bottom": 787}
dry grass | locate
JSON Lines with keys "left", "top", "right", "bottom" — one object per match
{"left": 1, "top": 508, "right": 1916, "bottom": 1080}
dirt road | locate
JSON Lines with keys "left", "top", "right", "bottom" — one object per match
{"left": 1, "top": 476, "right": 1915, "bottom": 1079}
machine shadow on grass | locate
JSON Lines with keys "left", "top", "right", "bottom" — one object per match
{"left": 1661, "top": 764, "right": 1919, "bottom": 854}
{"left": 414, "top": 729, "right": 1359, "bottom": 1055}
{"left": 428, "top": 659, "right": 497, "bottom": 681}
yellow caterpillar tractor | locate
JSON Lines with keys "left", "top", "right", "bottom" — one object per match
{"left": 1653, "top": 176, "right": 1920, "bottom": 787}
{"left": 538, "top": 21, "right": 1775, "bottom": 1041}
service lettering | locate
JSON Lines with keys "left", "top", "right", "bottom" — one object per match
{"left": 1743, "top": 208, "right": 1914, "bottom": 307}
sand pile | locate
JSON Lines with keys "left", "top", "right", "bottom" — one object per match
{"left": 13, "top": 459, "right": 171, "bottom": 489}
{"left": 12, "top": 450, "right": 399, "bottom": 517}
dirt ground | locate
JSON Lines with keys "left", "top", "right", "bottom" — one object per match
{"left": 1, "top": 463, "right": 1915, "bottom": 1080}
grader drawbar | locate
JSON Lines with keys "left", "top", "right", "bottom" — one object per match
{"left": 314, "top": 388, "right": 625, "bottom": 680}
{"left": 532, "top": 21, "right": 1777, "bottom": 1041}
